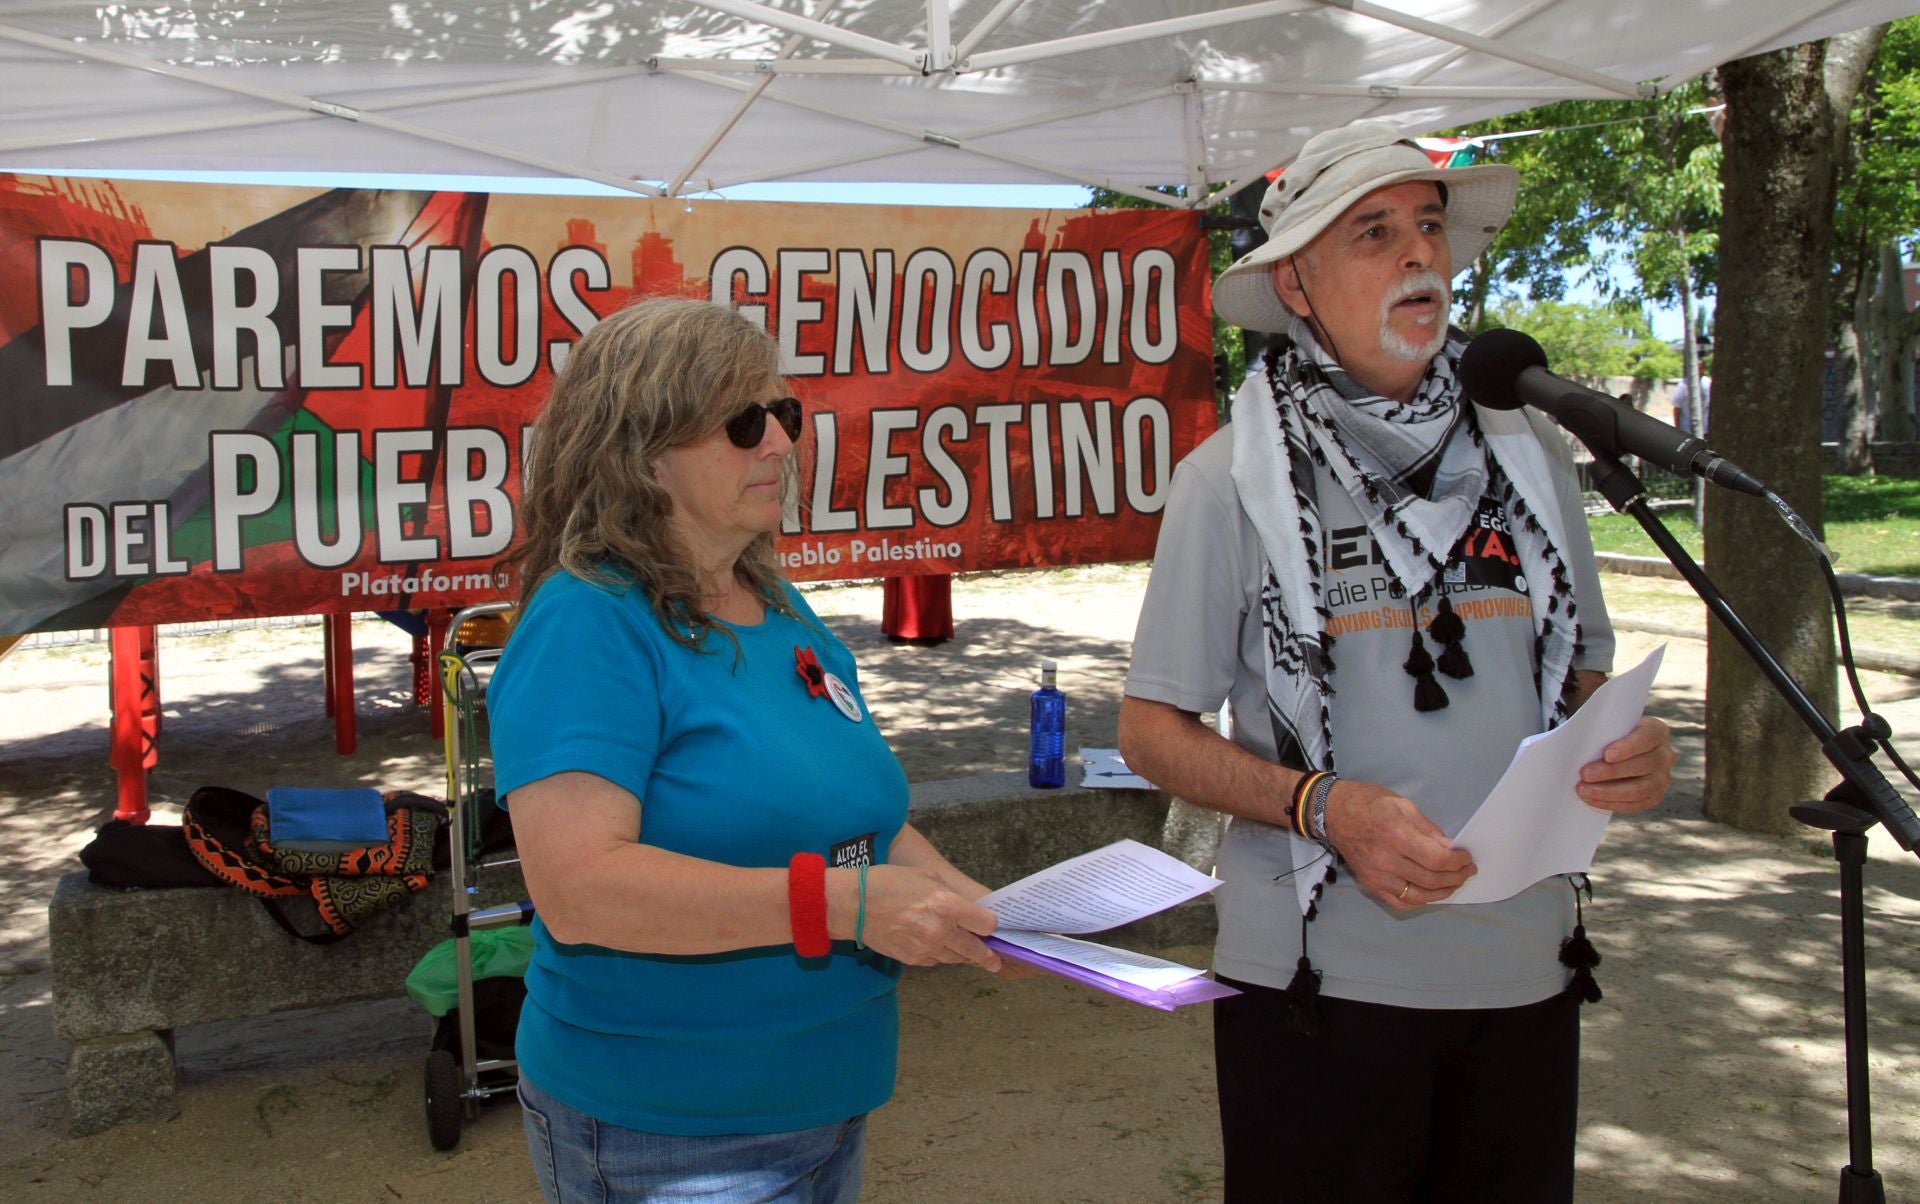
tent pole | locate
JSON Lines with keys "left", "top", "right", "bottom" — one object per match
{"left": 968, "top": 1, "right": 1316, "bottom": 71}
{"left": 0, "top": 62, "right": 661, "bottom": 157}
{"left": 927, "top": 0, "right": 953, "bottom": 72}
{"left": 1319, "top": 0, "right": 1644, "bottom": 98}
{"left": 648, "top": 57, "right": 913, "bottom": 75}
{"left": 1380, "top": 0, "right": 1563, "bottom": 94}
{"left": 1182, "top": 85, "right": 1210, "bottom": 206}
{"left": 0, "top": 23, "right": 662, "bottom": 194}
{"left": 955, "top": 0, "right": 1028, "bottom": 63}
{"left": 1202, "top": 80, "right": 1622, "bottom": 101}
{"left": 685, "top": 0, "right": 925, "bottom": 69}
{"left": 665, "top": 0, "right": 850, "bottom": 196}
{"left": 1654, "top": 0, "right": 1849, "bottom": 93}
{"left": 684, "top": 71, "right": 1185, "bottom": 204}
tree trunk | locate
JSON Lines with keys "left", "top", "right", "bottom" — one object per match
{"left": 1837, "top": 252, "right": 1874, "bottom": 473}
{"left": 1677, "top": 270, "right": 1707, "bottom": 527}
{"left": 1658, "top": 110, "right": 1711, "bottom": 529}
{"left": 1872, "top": 242, "right": 1905, "bottom": 448}
{"left": 1461, "top": 257, "right": 1491, "bottom": 332}
{"left": 1704, "top": 41, "right": 1859, "bottom": 835}
{"left": 1889, "top": 288, "right": 1920, "bottom": 447}
{"left": 1895, "top": 327, "right": 1920, "bottom": 443}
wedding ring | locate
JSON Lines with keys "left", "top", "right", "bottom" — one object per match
{"left": 1399, "top": 882, "right": 1412, "bottom": 901}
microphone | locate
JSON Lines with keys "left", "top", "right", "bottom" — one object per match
{"left": 1459, "top": 328, "right": 1766, "bottom": 497}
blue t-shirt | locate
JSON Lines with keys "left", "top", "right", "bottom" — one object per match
{"left": 488, "top": 569, "right": 908, "bottom": 1135}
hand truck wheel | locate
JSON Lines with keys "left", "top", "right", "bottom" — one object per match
{"left": 424, "top": 1048, "right": 463, "bottom": 1150}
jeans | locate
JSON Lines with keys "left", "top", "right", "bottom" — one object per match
{"left": 518, "top": 1077, "right": 867, "bottom": 1203}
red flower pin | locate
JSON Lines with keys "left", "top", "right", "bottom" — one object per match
{"left": 794, "top": 645, "right": 827, "bottom": 698}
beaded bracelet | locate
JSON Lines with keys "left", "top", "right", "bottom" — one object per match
{"left": 788, "top": 852, "right": 830, "bottom": 958}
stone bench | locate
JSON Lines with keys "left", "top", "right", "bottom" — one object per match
{"left": 49, "top": 859, "right": 529, "bottom": 1135}
{"left": 49, "top": 774, "right": 1220, "bottom": 1135}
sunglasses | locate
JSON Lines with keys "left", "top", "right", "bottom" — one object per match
{"left": 724, "top": 396, "right": 804, "bottom": 449}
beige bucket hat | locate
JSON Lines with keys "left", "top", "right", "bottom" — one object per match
{"left": 1212, "top": 120, "right": 1519, "bottom": 333}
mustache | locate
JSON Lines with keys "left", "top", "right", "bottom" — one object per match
{"left": 1383, "top": 269, "right": 1450, "bottom": 309}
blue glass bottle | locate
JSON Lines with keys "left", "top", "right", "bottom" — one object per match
{"left": 1028, "top": 660, "right": 1066, "bottom": 788}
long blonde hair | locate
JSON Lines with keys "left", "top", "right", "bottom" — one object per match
{"left": 501, "top": 297, "right": 800, "bottom": 652}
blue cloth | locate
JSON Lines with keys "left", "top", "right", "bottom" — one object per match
{"left": 488, "top": 571, "right": 908, "bottom": 1137}
{"left": 518, "top": 1077, "right": 866, "bottom": 1203}
{"left": 265, "top": 786, "right": 389, "bottom": 845}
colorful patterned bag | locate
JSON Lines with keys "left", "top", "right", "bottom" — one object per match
{"left": 182, "top": 785, "right": 447, "bottom": 943}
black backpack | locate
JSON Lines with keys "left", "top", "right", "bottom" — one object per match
{"left": 79, "top": 820, "right": 220, "bottom": 890}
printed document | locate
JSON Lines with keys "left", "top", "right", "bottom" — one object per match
{"left": 979, "top": 837, "right": 1218, "bottom": 939}
{"left": 1436, "top": 644, "right": 1666, "bottom": 905}
{"left": 978, "top": 839, "right": 1233, "bottom": 1008}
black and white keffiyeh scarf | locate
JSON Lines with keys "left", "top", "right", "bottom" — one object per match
{"left": 1230, "top": 316, "right": 1586, "bottom": 916}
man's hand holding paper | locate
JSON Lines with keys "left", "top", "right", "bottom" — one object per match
{"left": 1575, "top": 711, "right": 1675, "bottom": 814}
{"left": 1435, "top": 645, "right": 1671, "bottom": 906}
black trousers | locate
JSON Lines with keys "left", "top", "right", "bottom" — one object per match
{"left": 1213, "top": 978, "right": 1579, "bottom": 1204}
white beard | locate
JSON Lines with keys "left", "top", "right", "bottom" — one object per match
{"left": 1378, "top": 268, "right": 1451, "bottom": 362}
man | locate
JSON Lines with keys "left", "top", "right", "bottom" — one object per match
{"left": 1118, "top": 121, "right": 1675, "bottom": 1202}
{"left": 1672, "top": 373, "right": 1711, "bottom": 435}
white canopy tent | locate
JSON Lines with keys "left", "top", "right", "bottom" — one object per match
{"left": 4, "top": 1, "right": 1919, "bottom": 207}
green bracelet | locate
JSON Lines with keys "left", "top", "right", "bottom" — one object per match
{"left": 854, "top": 863, "right": 869, "bottom": 949}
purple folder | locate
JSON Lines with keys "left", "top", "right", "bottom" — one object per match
{"left": 986, "top": 936, "right": 1242, "bottom": 1011}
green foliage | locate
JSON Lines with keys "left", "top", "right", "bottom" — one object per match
{"left": 1587, "top": 473, "right": 1920, "bottom": 576}
{"left": 1087, "top": 185, "right": 1240, "bottom": 415}
{"left": 1444, "top": 82, "right": 1722, "bottom": 316}
{"left": 1624, "top": 335, "right": 1684, "bottom": 382}
{"left": 1832, "top": 18, "right": 1920, "bottom": 326}
{"left": 1484, "top": 299, "right": 1680, "bottom": 380}
{"left": 1437, "top": 20, "right": 1920, "bottom": 351}
{"left": 1839, "top": 20, "right": 1920, "bottom": 254}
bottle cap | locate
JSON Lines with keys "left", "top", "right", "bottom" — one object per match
{"left": 1041, "top": 660, "right": 1057, "bottom": 671}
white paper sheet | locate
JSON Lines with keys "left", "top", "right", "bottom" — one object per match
{"left": 1434, "top": 645, "right": 1666, "bottom": 905}
{"left": 978, "top": 838, "right": 1220, "bottom": 935}
{"left": 1078, "top": 747, "right": 1155, "bottom": 790}
{"left": 989, "top": 930, "right": 1206, "bottom": 990}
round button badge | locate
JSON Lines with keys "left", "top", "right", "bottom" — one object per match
{"left": 822, "top": 673, "right": 863, "bottom": 723}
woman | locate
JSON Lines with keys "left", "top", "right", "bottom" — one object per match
{"left": 488, "top": 297, "right": 1005, "bottom": 1202}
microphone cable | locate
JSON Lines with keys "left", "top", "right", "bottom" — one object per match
{"left": 1764, "top": 485, "right": 1920, "bottom": 796}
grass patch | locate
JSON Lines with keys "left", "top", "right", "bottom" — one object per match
{"left": 1159, "top": 1154, "right": 1219, "bottom": 1201}
{"left": 1598, "top": 574, "right": 1920, "bottom": 650}
{"left": 1585, "top": 474, "right": 1920, "bottom": 577}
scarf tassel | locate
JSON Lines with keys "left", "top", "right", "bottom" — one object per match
{"left": 1560, "top": 877, "right": 1602, "bottom": 1003}
{"left": 1428, "top": 595, "right": 1474, "bottom": 680}
{"left": 1403, "top": 630, "right": 1449, "bottom": 712}
{"left": 1559, "top": 924, "right": 1603, "bottom": 1004}
{"left": 1282, "top": 955, "right": 1323, "bottom": 1035}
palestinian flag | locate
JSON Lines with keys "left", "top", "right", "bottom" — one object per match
{"left": 0, "top": 177, "right": 499, "bottom": 634}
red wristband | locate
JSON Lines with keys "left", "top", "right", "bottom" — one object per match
{"left": 788, "top": 852, "right": 830, "bottom": 958}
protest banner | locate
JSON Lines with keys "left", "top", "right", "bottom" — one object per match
{"left": 0, "top": 175, "right": 1215, "bottom": 634}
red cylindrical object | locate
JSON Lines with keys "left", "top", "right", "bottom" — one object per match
{"left": 108, "top": 625, "right": 158, "bottom": 823}
{"left": 881, "top": 574, "right": 954, "bottom": 643}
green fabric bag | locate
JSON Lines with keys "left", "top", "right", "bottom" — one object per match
{"left": 404, "top": 926, "right": 535, "bottom": 1017}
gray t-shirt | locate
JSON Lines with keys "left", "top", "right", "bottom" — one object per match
{"left": 1126, "top": 416, "right": 1615, "bottom": 1009}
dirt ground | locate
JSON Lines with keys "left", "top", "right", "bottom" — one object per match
{"left": 3, "top": 564, "right": 1920, "bottom": 1202}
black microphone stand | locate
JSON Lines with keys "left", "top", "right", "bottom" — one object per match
{"left": 1584, "top": 450, "right": 1919, "bottom": 1203}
